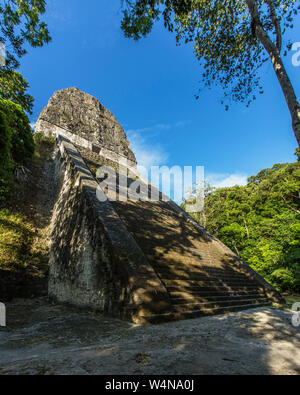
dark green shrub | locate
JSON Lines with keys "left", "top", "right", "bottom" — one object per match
{"left": 268, "top": 268, "right": 296, "bottom": 293}
{"left": 0, "top": 99, "right": 35, "bottom": 163}
{"left": 0, "top": 99, "right": 35, "bottom": 199}
{"left": 183, "top": 160, "right": 300, "bottom": 294}
{"left": 0, "top": 110, "right": 14, "bottom": 199}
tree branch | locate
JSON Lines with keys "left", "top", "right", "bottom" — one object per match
{"left": 265, "top": 0, "right": 282, "bottom": 52}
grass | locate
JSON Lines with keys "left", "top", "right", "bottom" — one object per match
{"left": 33, "top": 132, "right": 55, "bottom": 162}
{"left": 284, "top": 295, "right": 300, "bottom": 309}
{"left": 272, "top": 295, "right": 300, "bottom": 310}
{"left": 0, "top": 209, "right": 33, "bottom": 271}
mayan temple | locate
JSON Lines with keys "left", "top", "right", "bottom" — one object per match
{"left": 35, "top": 87, "right": 283, "bottom": 324}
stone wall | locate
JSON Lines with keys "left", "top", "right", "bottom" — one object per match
{"left": 35, "top": 87, "right": 136, "bottom": 164}
{"left": 39, "top": 87, "right": 283, "bottom": 324}
{"left": 48, "top": 136, "right": 172, "bottom": 322}
{"left": 36, "top": 119, "right": 137, "bottom": 169}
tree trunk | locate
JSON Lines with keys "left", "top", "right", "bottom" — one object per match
{"left": 231, "top": 239, "right": 240, "bottom": 257}
{"left": 263, "top": 45, "right": 300, "bottom": 148}
{"left": 246, "top": 0, "right": 300, "bottom": 148}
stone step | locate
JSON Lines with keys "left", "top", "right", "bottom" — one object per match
{"left": 171, "top": 298, "right": 269, "bottom": 312}
{"left": 157, "top": 267, "right": 247, "bottom": 275}
{"left": 156, "top": 269, "right": 253, "bottom": 279}
{"left": 172, "top": 292, "right": 267, "bottom": 300}
{"left": 158, "top": 273, "right": 252, "bottom": 283}
{"left": 162, "top": 278, "right": 261, "bottom": 289}
{"left": 136, "top": 302, "right": 271, "bottom": 325}
{"left": 160, "top": 277, "right": 257, "bottom": 288}
{"left": 168, "top": 286, "right": 266, "bottom": 295}
{"left": 169, "top": 290, "right": 267, "bottom": 300}
{"left": 153, "top": 267, "right": 251, "bottom": 280}
{"left": 165, "top": 283, "right": 261, "bottom": 291}
{"left": 164, "top": 279, "right": 256, "bottom": 287}
{"left": 152, "top": 263, "right": 245, "bottom": 273}
{"left": 171, "top": 293, "right": 267, "bottom": 304}
{"left": 167, "top": 285, "right": 265, "bottom": 296}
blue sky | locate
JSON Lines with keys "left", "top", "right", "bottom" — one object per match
{"left": 20, "top": 0, "right": 300, "bottom": 190}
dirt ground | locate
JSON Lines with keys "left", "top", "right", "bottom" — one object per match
{"left": 1, "top": 142, "right": 299, "bottom": 375}
{"left": 0, "top": 298, "right": 299, "bottom": 375}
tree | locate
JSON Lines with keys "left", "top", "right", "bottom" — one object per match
{"left": 0, "top": 107, "right": 14, "bottom": 198}
{"left": 181, "top": 159, "right": 300, "bottom": 293}
{"left": 0, "top": 99, "right": 35, "bottom": 198}
{"left": 0, "top": 69, "right": 34, "bottom": 113}
{"left": 0, "top": 0, "right": 50, "bottom": 113}
{"left": 0, "top": 99, "right": 35, "bottom": 163}
{"left": 0, "top": 0, "right": 51, "bottom": 69}
{"left": 121, "top": 0, "right": 300, "bottom": 147}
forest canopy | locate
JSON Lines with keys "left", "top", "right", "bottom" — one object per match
{"left": 0, "top": 99, "right": 34, "bottom": 199}
{"left": 182, "top": 159, "right": 300, "bottom": 293}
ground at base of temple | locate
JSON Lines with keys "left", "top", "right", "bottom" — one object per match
{"left": 0, "top": 297, "right": 299, "bottom": 375}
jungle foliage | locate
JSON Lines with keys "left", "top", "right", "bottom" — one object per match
{"left": 0, "top": 0, "right": 51, "bottom": 113}
{"left": 0, "top": 0, "right": 50, "bottom": 69}
{"left": 0, "top": 69, "right": 34, "bottom": 114}
{"left": 0, "top": 98, "right": 34, "bottom": 199}
{"left": 182, "top": 159, "right": 300, "bottom": 293}
{"left": 121, "top": 0, "right": 300, "bottom": 147}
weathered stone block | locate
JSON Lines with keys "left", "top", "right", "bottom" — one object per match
{"left": 35, "top": 87, "right": 136, "bottom": 165}
{"left": 48, "top": 136, "right": 172, "bottom": 322}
